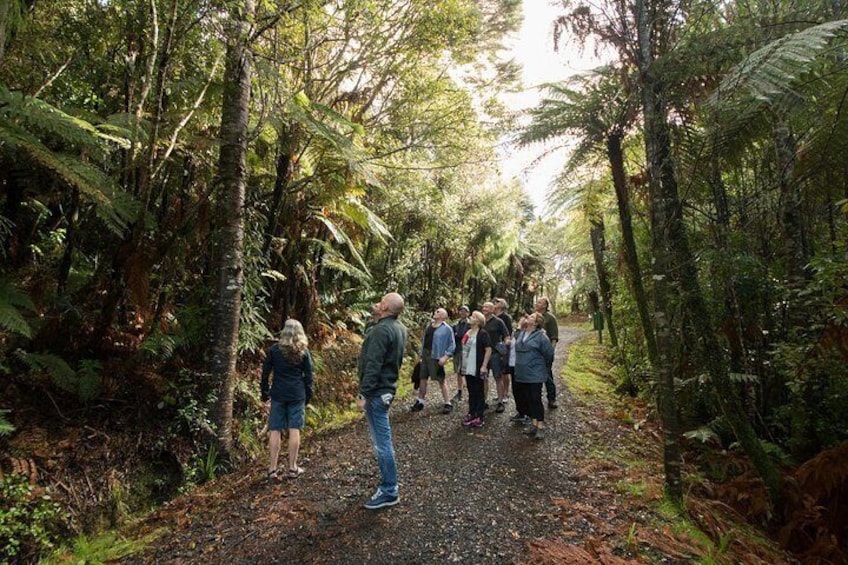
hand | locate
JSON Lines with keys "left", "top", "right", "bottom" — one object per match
{"left": 356, "top": 396, "right": 366, "bottom": 410}
{"left": 438, "top": 355, "right": 448, "bottom": 367}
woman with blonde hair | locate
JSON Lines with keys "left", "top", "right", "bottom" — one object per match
{"left": 260, "top": 319, "right": 314, "bottom": 479}
{"left": 460, "top": 310, "right": 492, "bottom": 428}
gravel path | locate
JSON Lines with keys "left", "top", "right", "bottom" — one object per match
{"left": 123, "top": 327, "right": 642, "bottom": 564}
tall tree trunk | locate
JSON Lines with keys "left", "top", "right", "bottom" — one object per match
{"left": 635, "top": 0, "right": 683, "bottom": 505}
{"left": 607, "top": 131, "right": 656, "bottom": 366}
{"left": 636, "top": 0, "right": 781, "bottom": 505}
{"left": 589, "top": 218, "right": 618, "bottom": 348}
{"left": 208, "top": 0, "right": 255, "bottom": 456}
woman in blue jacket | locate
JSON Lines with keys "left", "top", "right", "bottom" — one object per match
{"left": 261, "top": 319, "right": 314, "bottom": 479}
{"left": 514, "top": 312, "right": 555, "bottom": 439}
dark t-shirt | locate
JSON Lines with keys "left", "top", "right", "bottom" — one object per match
{"left": 484, "top": 316, "right": 509, "bottom": 345}
{"left": 498, "top": 312, "right": 513, "bottom": 334}
{"left": 423, "top": 324, "right": 436, "bottom": 350}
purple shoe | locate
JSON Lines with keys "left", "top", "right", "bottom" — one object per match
{"left": 469, "top": 417, "right": 484, "bottom": 428}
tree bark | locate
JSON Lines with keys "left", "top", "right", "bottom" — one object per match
{"left": 607, "top": 131, "right": 656, "bottom": 366}
{"left": 208, "top": 0, "right": 255, "bottom": 456}
{"left": 589, "top": 218, "right": 618, "bottom": 348}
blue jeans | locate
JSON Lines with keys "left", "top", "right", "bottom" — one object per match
{"left": 365, "top": 396, "right": 398, "bottom": 496}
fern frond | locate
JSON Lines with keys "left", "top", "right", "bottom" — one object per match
{"left": 0, "top": 280, "right": 35, "bottom": 338}
{"left": 712, "top": 20, "right": 848, "bottom": 105}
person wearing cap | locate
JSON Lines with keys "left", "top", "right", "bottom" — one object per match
{"left": 451, "top": 305, "right": 471, "bottom": 402}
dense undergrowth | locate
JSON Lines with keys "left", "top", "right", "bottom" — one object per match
{"left": 563, "top": 328, "right": 847, "bottom": 564}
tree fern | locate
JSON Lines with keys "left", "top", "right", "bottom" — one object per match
{"left": 0, "top": 87, "right": 137, "bottom": 235}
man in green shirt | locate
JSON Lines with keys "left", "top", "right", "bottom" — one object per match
{"left": 535, "top": 297, "right": 559, "bottom": 409}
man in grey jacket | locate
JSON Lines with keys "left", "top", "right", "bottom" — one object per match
{"left": 357, "top": 292, "right": 408, "bottom": 509}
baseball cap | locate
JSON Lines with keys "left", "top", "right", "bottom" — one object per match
{"left": 459, "top": 305, "right": 470, "bottom": 312}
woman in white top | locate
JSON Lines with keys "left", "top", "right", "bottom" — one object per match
{"left": 460, "top": 311, "right": 492, "bottom": 428}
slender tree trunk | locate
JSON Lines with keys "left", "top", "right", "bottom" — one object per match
{"left": 589, "top": 218, "right": 618, "bottom": 348}
{"left": 208, "top": 0, "right": 255, "bottom": 456}
{"left": 635, "top": 0, "right": 682, "bottom": 505}
{"left": 607, "top": 131, "right": 656, "bottom": 366}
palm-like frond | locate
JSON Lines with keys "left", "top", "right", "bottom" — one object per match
{"left": 707, "top": 19, "right": 848, "bottom": 152}
{"left": 0, "top": 88, "right": 137, "bottom": 234}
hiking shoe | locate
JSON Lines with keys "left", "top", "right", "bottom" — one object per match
{"left": 469, "top": 417, "right": 484, "bottom": 428}
{"left": 461, "top": 413, "right": 473, "bottom": 426}
{"left": 533, "top": 428, "right": 546, "bottom": 440}
{"left": 442, "top": 403, "right": 453, "bottom": 414}
{"left": 495, "top": 402, "right": 505, "bottom": 413}
{"left": 364, "top": 489, "right": 399, "bottom": 510}
{"left": 548, "top": 400, "right": 558, "bottom": 409}
{"left": 522, "top": 425, "right": 537, "bottom": 436}
{"left": 510, "top": 414, "right": 529, "bottom": 424}
{"left": 452, "top": 390, "right": 462, "bottom": 402}
{"left": 410, "top": 400, "right": 424, "bottom": 412}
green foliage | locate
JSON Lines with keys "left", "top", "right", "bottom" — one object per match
{"left": 0, "top": 474, "right": 66, "bottom": 562}
{"left": 42, "top": 532, "right": 145, "bottom": 565}
{"left": 0, "top": 409, "right": 14, "bottom": 437}
{"left": 0, "top": 86, "right": 137, "bottom": 235}
{"left": 0, "top": 279, "right": 35, "bottom": 339}
{"left": 14, "top": 350, "right": 102, "bottom": 404}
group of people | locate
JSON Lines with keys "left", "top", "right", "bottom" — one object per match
{"left": 410, "top": 297, "right": 559, "bottom": 438}
{"left": 258, "top": 292, "right": 559, "bottom": 511}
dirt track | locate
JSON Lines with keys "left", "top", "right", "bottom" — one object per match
{"left": 121, "top": 327, "right": 669, "bottom": 564}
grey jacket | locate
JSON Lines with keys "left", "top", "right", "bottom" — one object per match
{"left": 358, "top": 315, "right": 408, "bottom": 398}
{"left": 514, "top": 329, "right": 555, "bottom": 384}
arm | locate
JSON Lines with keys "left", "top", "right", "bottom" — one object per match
{"left": 303, "top": 350, "right": 314, "bottom": 404}
{"left": 260, "top": 351, "right": 272, "bottom": 401}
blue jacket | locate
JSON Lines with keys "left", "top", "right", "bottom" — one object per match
{"left": 261, "top": 344, "right": 314, "bottom": 403}
{"left": 421, "top": 321, "right": 455, "bottom": 359}
{"left": 514, "top": 329, "right": 554, "bottom": 384}
{"left": 358, "top": 315, "right": 408, "bottom": 398}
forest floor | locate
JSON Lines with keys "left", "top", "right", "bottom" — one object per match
{"left": 113, "top": 325, "right": 793, "bottom": 565}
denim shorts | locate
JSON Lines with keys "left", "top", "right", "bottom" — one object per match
{"left": 269, "top": 400, "right": 305, "bottom": 431}
{"left": 489, "top": 351, "right": 504, "bottom": 378}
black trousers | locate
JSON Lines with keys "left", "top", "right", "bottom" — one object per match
{"left": 465, "top": 373, "right": 485, "bottom": 418}
{"left": 515, "top": 381, "right": 544, "bottom": 422}
{"left": 544, "top": 362, "right": 556, "bottom": 402}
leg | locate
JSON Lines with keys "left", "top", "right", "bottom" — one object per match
{"left": 287, "top": 428, "right": 301, "bottom": 470}
{"left": 545, "top": 362, "right": 557, "bottom": 407}
{"left": 365, "top": 396, "right": 398, "bottom": 496}
{"left": 268, "top": 430, "right": 281, "bottom": 472}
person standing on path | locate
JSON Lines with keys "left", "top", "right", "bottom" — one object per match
{"left": 514, "top": 312, "right": 555, "bottom": 439}
{"left": 535, "top": 297, "right": 559, "bottom": 409}
{"left": 482, "top": 301, "right": 510, "bottom": 413}
{"left": 357, "top": 292, "right": 409, "bottom": 510}
{"left": 460, "top": 310, "right": 492, "bottom": 428}
{"left": 261, "top": 319, "right": 314, "bottom": 480}
{"left": 494, "top": 298, "right": 514, "bottom": 403}
{"left": 451, "top": 305, "right": 471, "bottom": 403}
{"left": 410, "top": 307, "right": 456, "bottom": 414}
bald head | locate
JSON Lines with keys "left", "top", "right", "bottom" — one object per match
{"left": 433, "top": 308, "right": 448, "bottom": 323}
{"left": 381, "top": 292, "right": 405, "bottom": 317}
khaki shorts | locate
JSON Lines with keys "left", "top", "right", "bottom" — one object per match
{"left": 420, "top": 351, "right": 446, "bottom": 382}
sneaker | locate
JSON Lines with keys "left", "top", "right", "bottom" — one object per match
{"left": 364, "top": 489, "right": 399, "bottom": 510}
{"left": 441, "top": 403, "right": 453, "bottom": 414}
{"left": 522, "top": 425, "right": 537, "bottom": 436}
{"left": 469, "top": 417, "right": 484, "bottom": 428}
{"left": 533, "top": 428, "right": 546, "bottom": 440}
{"left": 452, "top": 390, "right": 462, "bottom": 402}
{"left": 410, "top": 400, "right": 424, "bottom": 412}
{"left": 495, "top": 402, "right": 505, "bottom": 413}
{"left": 548, "top": 400, "right": 558, "bottom": 409}
{"left": 509, "top": 413, "right": 525, "bottom": 422}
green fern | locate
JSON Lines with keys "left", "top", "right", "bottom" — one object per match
{"left": 0, "top": 280, "right": 35, "bottom": 339}
{"left": 0, "top": 87, "right": 138, "bottom": 235}
{"left": 0, "top": 410, "right": 14, "bottom": 437}
{"left": 14, "top": 350, "right": 101, "bottom": 404}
